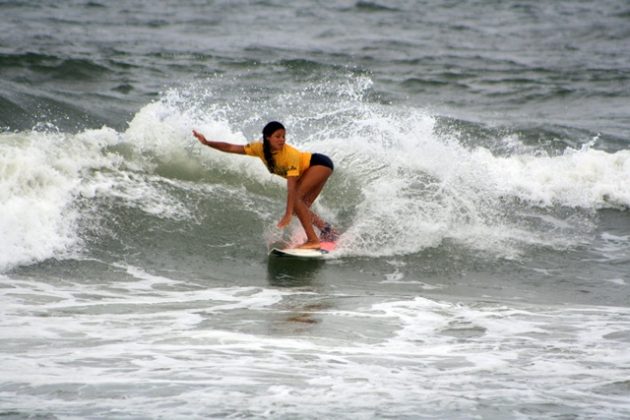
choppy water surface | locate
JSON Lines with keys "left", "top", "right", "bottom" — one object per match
{"left": 2, "top": 1, "right": 630, "bottom": 418}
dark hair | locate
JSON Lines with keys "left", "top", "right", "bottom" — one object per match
{"left": 262, "top": 121, "right": 285, "bottom": 173}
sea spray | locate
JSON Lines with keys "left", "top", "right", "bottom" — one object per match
{"left": 0, "top": 129, "right": 116, "bottom": 270}
{"left": 2, "top": 77, "right": 629, "bottom": 270}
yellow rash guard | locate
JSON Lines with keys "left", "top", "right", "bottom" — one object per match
{"left": 243, "top": 142, "right": 312, "bottom": 178}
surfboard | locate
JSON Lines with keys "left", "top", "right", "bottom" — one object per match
{"left": 269, "top": 241, "right": 336, "bottom": 258}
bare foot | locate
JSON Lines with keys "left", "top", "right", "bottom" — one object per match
{"left": 297, "top": 241, "right": 321, "bottom": 250}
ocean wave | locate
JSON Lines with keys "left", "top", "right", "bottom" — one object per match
{"left": 1, "top": 78, "right": 629, "bottom": 270}
{"left": 0, "top": 52, "right": 109, "bottom": 81}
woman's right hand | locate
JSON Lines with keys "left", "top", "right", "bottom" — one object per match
{"left": 192, "top": 132, "right": 245, "bottom": 155}
{"left": 192, "top": 130, "right": 208, "bottom": 145}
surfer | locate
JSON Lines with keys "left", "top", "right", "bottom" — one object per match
{"left": 193, "top": 121, "right": 338, "bottom": 249}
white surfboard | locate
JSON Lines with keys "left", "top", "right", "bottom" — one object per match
{"left": 269, "top": 241, "right": 336, "bottom": 259}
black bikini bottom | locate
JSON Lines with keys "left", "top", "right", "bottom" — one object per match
{"left": 310, "top": 153, "right": 334, "bottom": 170}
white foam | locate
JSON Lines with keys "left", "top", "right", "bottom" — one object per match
{"left": 0, "top": 129, "right": 118, "bottom": 271}
{"left": 3, "top": 76, "right": 630, "bottom": 267}
{"left": 482, "top": 145, "right": 630, "bottom": 209}
{"left": 606, "top": 278, "right": 626, "bottom": 285}
{"left": 316, "top": 97, "right": 630, "bottom": 257}
{"left": 3, "top": 273, "right": 630, "bottom": 418}
{"left": 0, "top": 124, "right": 188, "bottom": 271}
{"left": 0, "top": 113, "right": 222, "bottom": 271}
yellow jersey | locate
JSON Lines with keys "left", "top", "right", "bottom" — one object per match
{"left": 243, "top": 142, "right": 312, "bottom": 178}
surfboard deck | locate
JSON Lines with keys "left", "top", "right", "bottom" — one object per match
{"left": 269, "top": 241, "right": 336, "bottom": 258}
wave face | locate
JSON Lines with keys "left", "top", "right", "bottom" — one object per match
{"left": 1, "top": 77, "right": 629, "bottom": 270}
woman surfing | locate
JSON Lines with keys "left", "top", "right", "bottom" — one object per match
{"left": 192, "top": 121, "right": 338, "bottom": 250}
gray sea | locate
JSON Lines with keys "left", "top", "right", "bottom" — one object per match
{"left": 2, "top": 1, "right": 630, "bottom": 418}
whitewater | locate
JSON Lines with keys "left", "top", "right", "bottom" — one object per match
{"left": 2, "top": 1, "right": 630, "bottom": 418}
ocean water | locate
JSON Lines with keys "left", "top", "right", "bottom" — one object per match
{"left": 2, "top": 1, "right": 630, "bottom": 418}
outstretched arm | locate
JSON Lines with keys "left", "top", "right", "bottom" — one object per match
{"left": 192, "top": 130, "right": 245, "bottom": 154}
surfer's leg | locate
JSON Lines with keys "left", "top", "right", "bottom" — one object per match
{"left": 300, "top": 169, "right": 339, "bottom": 239}
{"left": 301, "top": 184, "right": 328, "bottom": 230}
{"left": 294, "top": 165, "right": 333, "bottom": 248}
{"left": 293, "top": 200, "right": 320, "bottom": 248}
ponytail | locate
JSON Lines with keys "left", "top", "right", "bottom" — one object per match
{"left": 262, "top": 137, "right": 275, "bottom": 173}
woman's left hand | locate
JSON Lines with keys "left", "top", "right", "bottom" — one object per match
{"left": 277, "top": 213, "right": 292, "bottom": 228}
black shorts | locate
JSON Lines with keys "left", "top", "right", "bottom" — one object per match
{"left": 310, "top": 153, "right": 334, "bottom": 170}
